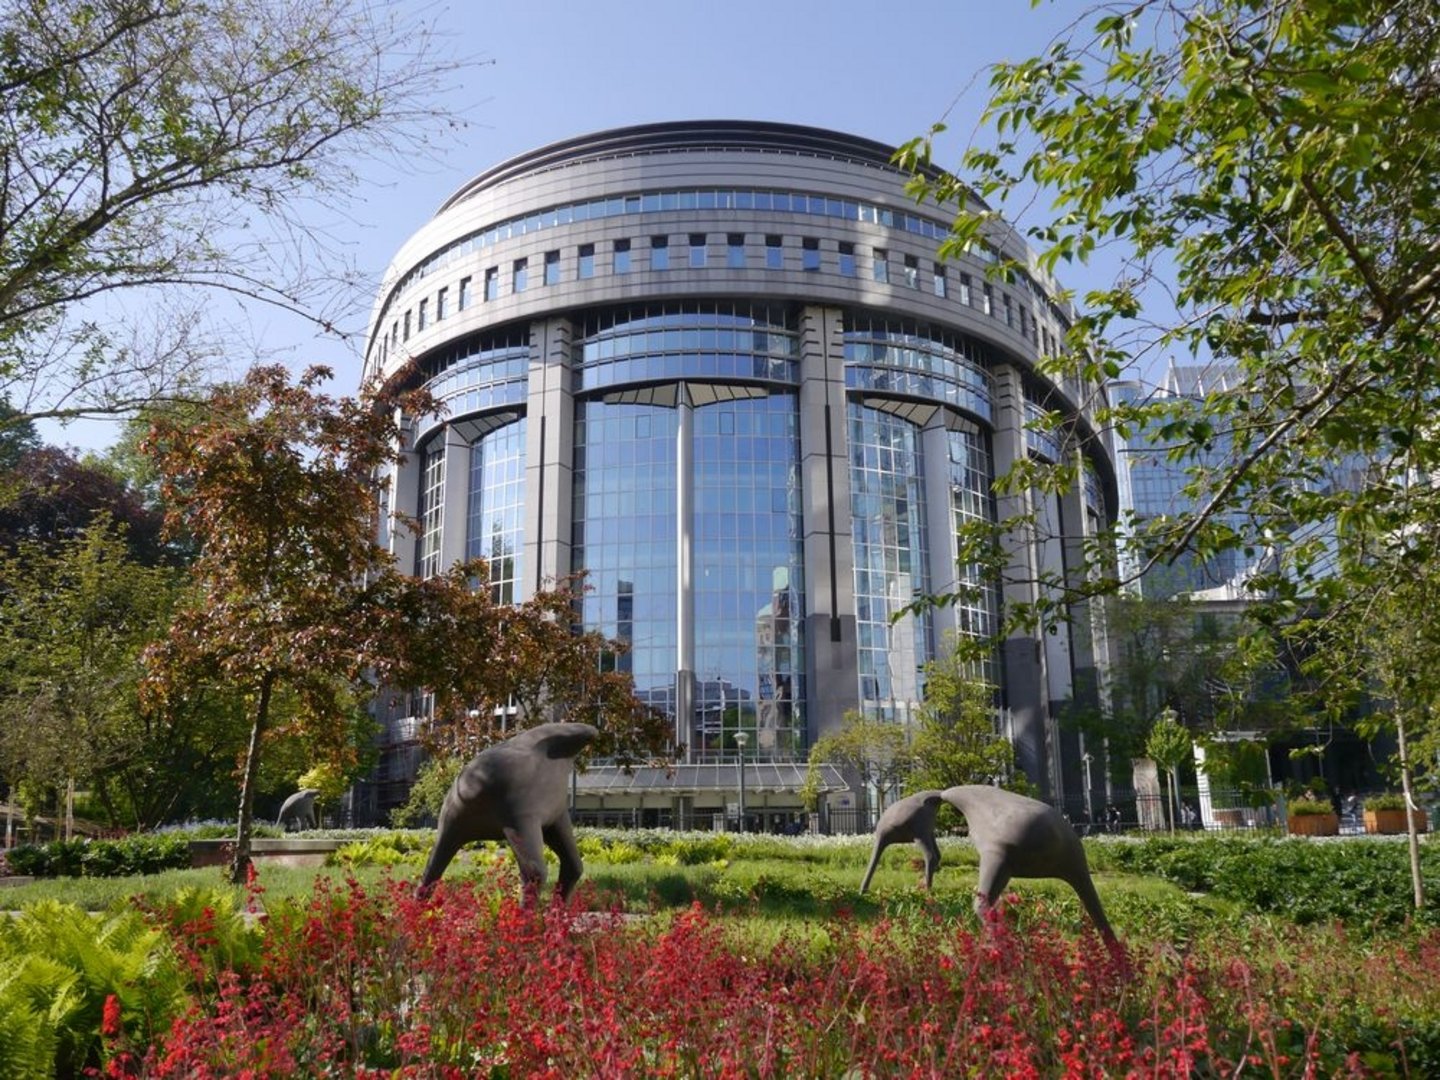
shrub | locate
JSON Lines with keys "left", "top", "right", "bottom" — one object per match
{"left": 1288, "top": 796, "right": 1334, "bottom": 816}
{"left": 4, "top": 833, "right": 192, "bottom": 879}
{"left": 1364, "top": 792, "right": 1407, "bottom": 812}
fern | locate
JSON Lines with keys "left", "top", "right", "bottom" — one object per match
{"left": 0, "top": 964, "right": 61, "bottom": 1079}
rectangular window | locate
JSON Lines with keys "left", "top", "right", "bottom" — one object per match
{"left": 933, "top": 264, "right": 947, "bottom": 298}
{"left": 982, "top": 283, "right": 993, "bottom": 316}
{"left": 958, "top": 273, "right": 971, "bottom": 307}
{"left": 727, "top": 233, "right": 746, "bottom": 269}
{"left": 873, "top": 248, "right": 889, "bottom": 284}
{"left": 436, "top": 287, "right": 448, "bottom": 320}
{"left": 512, "top": 258, "right": 528, "bottom": 293}
{"left": 765, "top": 235, "right": 783, "bottom": 270}
{"left": 689, "top": 233, "right": 708, "bottom": 268}
{"left": 418, "top": 298, "right": 428, "bottom": 330}
{"left": 838, "top": 242, "right": 856, "bottom": 277}
{"left": 390, "top": 321, "right": 398, "bottom": 347}
{"left": 802, "top": 237, "right": 821, "bottom": 271}
{"left": 613, "top": 239, "right": 632, "bottom": 274}
{"left": 484, "top": 267, "right": 499, "bottom": 301}
{"left": 544, "top": 250, "right": 560, "bottom": 285}
{"left": 651, "top": 235, "right": 669, "bottom": 269}
{"left": 458, "top": 276, "right": 472, "bottom": 311}
{"left": 403, "top": 309, "right": 412, "bottom": 340}
{"left": 903, "top": 254, "right": 919, "bottom": 288}
{"left": 578, "top": 243, "right": 595, "bottom": 279}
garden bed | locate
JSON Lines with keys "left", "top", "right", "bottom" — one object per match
{"left": 187, "top": 837, "right": 348, "bottom": 868}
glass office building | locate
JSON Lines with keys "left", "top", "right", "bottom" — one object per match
{"left": 360, "top": 122, "right": 1117, "bottom": 825}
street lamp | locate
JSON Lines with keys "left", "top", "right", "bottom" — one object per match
{"left": 734, "top": 730, "right": 749, "bottom": 833}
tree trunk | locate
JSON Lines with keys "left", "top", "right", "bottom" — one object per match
{"left": 229, "top": 673, "right": 275, "bottom": 886}
{"left": 1397, "top": 709, "right": 1425, "bottom": 910}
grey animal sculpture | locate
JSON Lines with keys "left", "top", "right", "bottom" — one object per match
{"left": 858, "top": 784, "right": 1115, "bottom": 942}
{"left": 276, "top": 788, "right": 319, "bottom": 831}
{"left": 941, "top": 785, "right": 1115, "bottom": 942}
{"left": 859, "top": 790, "right": 946, "bottom": 893}
{"left": 416, "top": 722, "right": 598, "bottom": 903}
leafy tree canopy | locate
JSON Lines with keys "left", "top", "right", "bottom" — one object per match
{"left": 905, "top": 640, "right": 1019, "bottom": 794}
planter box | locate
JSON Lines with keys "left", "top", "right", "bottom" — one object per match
{"left": 189, "top": 838, "right": 346, "bottom": 869}
{"left": 1287, "top": 812, "right": 1339, "bottom": 837}
{"left": 1364, "top": 808, "right": 1428, "bottom": 835}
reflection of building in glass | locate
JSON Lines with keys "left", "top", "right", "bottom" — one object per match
{"left": 359, "top": 122, "right": 1117, "bottom": 823}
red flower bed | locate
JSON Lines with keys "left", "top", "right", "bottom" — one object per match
{"left": 104, "top": 873, "right": 1437, "bottom": 1077}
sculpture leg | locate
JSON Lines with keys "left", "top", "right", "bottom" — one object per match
{"left": 917, "top": 833, "right": 942, "bottom": 890}
{"left": 859, "top": 835, "right": 892, "bottom": 894}
{"left": 1065, "top": 870, "right": 1117, "bottom": 943}
{"left": 504, "top": 824, "right": 548, "bottom": 907}
{"left": 543, "top": 817, "right": 583, "bottom": 902}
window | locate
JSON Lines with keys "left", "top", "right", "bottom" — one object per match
{"left": 403, "top": 309, "right": 411, "bottom": 340}
{"left": 727, "top": 233, "right": 746, "bottom": 269}
{"left": 689, "top": 233, "right": 708, "bottom": 268}
{"left": 932, "top": 264, "right": 947, "bottom": 298}
{"left": 418, "top": 298, "right": 428, "bottom": 330}
{"left": 458, "top": 276, "right": 472, "bottom": 311}
{"left": 982, "top": 283, "right": 993, "bottom": 316}
{"left": 484, "top": 267, "right": 499, "bottom": 301}
{"left": 437, "top": 286, "right": 449, "bottom": 320}
{"left": 612, "top": 239, "right": 631, "bottom": 274}
{"left": 578, "top": 243, "right": 595, "bottom": 279}
{"left": 651, "top": 235, "right": 669, "bottom": 270}
{"left": 903, "top": 254, "right": 919, "bottom": 288}
{"left": 765, "top": 235, "right": 783, "bottom": 269}
{"left": 873, "top": 248, "right": 889, "bottom": 284}
{"left": 544, "top": 250, "right": 560, "bottom": 286}
{"left": 958, "top": 273, "right": 971, "bottom": 307}
{"left": 802, "top": 237, "right": 820, "bottom": 272}
{"left": 390, "top": 320, "right": 398, "bottom": 347}
{"left": 838, "top": 242, "right": 856, "bottom": 277}
{"left": 1003, "top": 292, "right": 1014, "bottom": 327}
{"left": 513, "top": 258, "right": 528, "bottom": 293}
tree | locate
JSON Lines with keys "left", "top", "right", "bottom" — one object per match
{"left": 898, "top": 0, "right": 1440, "bottom": 640}
{"left": 905, "top": 641, "right": 1017, "bottom": 794}
{"left": 143, "top": 367, "right": 665, "bottom": 882}
{"left": 0, "top": 517, "right": 186, "bottom": 829}
{"left": 0, "top": 0, "right": 456, "bottom": 429}
{"left": 806, "top": 711, "right": 914, "bottom": 817}
{"left": 1145, "top": 710, "right": 1193, "bottom": 833}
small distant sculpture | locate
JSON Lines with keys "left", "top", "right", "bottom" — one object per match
{"left": 942, "top": 785, "right": 1115, "bottom": 942}
{"left": 858, "top": 784, "right": 1115, "bottom": 942}
{"left": 277, "top": 788, "right": 319, "bottom": 831}
{"left": 859, "top": 790, "right": 945, "bottom": 892}
{"left": 416, "top": 722, "right": 598, "bottom": 904}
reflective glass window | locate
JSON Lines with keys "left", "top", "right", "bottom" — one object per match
{"left": 651, "top": 235, "right": 669, "bottom": 270}
{"left": 765, "top": 235, "right": 783, "bottom": 270}
{"left": 903, "top": 255, "right": 919, "bottom": 289}
{"left": 417, "top": 439, "right": 446, "bottom": 579}
{"left": 959, "top": 273, "right": 971, "bottom": 307}
{"left": 467, "top": 419, "right": 527, "bottom": 604}
{"left": 932, "top": 265, "right": 947, "bottom": 298}
{"left": 512, "top": 258, "right": 527, "bottom": 293}
{"left": 873, "top": 249, "right": 889, "bottom": 284}
{"left": 614, "top": 239, "right": 632, "bottom": 274}
{"left": 727, "top": 233, "right": 746, "bottom": 269}
{"left": 458, "top": 276, "right": 471, "bottom": 311}
{"left": 544, "top": 250, "right": 560, "bottom": 286}
{"left": 403, "top": 309, "right": 411, "bottom": 340}
{"left": 436, "top": 286, "right": 448, "bottom": 320}
{"left": 578, "top": 244, "right": 595, "bottom": 279}
{"left": 802, "top": 238, "right": 820, "bottom": 272}
{"left": 982, "top": 283, "right": 993, "bottom": 316}
{"left": 838, "top": 242, "right": 856, "bottom": 277}
{"left": 484, "top": 267, "right": 499, "bottom": 301}
{"left": 418, "top": 298, "right": 428, "bottom": 330}
{"left": 689, "top": 233, "right": 708, "bottom": 268}
{"left": 848, "top": 404, "right": 932, "bottom": 724}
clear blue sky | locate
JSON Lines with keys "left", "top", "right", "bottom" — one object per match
{"left": 47, "top": 0, "right": 1099, "bottom": 451}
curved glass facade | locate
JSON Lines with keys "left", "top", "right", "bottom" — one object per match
{"left": 467, "top": 419, "right": 527, "bottom": 603}
{"left": 843, "top": 318, "right": 995, "bottom": 423}
{"left": 848, "top": 403, "right": 932, "bottom": 723}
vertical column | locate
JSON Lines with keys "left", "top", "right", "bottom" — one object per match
{"left": 675, "top": 386, "right": 695, "bottom": 759}
{"left": 991, "top": 363, "right": 1053, "bottom": 797}
{"left": 438, "top": 426, "right": 473, "bottom": 572}
{"left": 524, "top": 317, "right": 575, "bottom": 601}
{"left": 798, "top": 305, "right": 859, "bottom": 743}
{"left": 388, "top": 408, "right": 420, "bottom": 575}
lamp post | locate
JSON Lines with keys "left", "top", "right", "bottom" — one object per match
{"left": 734, "top": 730, "right": 749, "bottom": 833}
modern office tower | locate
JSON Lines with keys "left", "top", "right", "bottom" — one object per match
{"left": 359, "top": 122, "right": 1116, "bottom": 826}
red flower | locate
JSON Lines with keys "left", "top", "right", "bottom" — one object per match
{"left": 102, "top": 993, "right": 123, "bottom": 1038}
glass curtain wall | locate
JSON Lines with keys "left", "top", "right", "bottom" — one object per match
{"left": 466, "top": 419, "right": 527, "bottom": 603}
{"left": 848, "top": 404, "right": 932, "bottom": 723}
{"left": 692, "top": 394, "right": 805, "bottom": 759}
